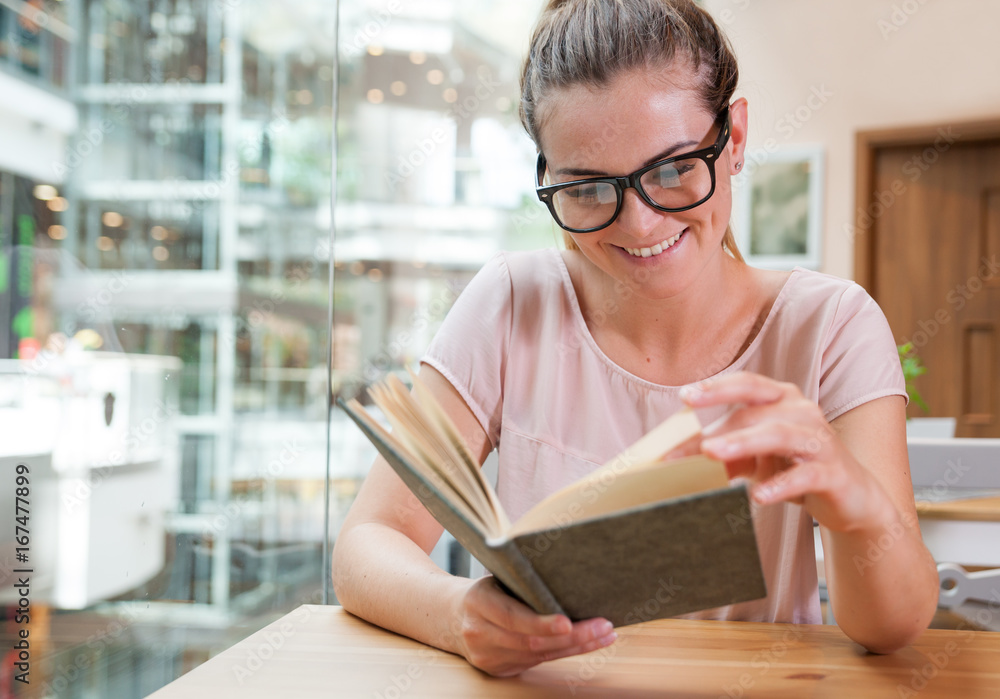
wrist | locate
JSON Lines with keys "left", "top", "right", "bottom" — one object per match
{"left": 440, "top": 574, "right": 478, "bottom": 657}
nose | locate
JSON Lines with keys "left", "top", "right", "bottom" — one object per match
{"left": 614, "top": 186, "right": 664, "bottom": 238}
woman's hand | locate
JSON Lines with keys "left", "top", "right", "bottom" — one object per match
{"left": 449, "top": 575, "right": 617, "bottom": 677}
{"left": 680, "top": 371, "right": 896, "bottom": 533}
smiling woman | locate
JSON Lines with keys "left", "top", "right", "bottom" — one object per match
{"left": 333, "top": 0, "right": 940, "bottom": 678}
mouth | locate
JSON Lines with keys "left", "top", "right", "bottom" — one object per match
{"left": 620, "top": 230, "right": 685, "bottom": 258}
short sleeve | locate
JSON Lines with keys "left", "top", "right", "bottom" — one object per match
{"left": 820, "top": 283, "right": 907, "bottom": 422}
{"left": 421, "top": 252, "right": 512, "bottom": 448}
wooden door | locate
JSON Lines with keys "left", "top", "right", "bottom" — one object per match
{"left": 855, "top": 122, "right": 1000, "bottom": 438}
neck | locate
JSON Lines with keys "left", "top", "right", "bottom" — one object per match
{"left": 577, "top": 250, "right": 760, "bottom": 374}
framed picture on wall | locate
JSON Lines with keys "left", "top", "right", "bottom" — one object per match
{"left": 733, "top": 145, "right": 824, "bottom": 270}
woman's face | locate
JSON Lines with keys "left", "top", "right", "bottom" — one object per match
{"left": 537, "top": 67, "right": 748, "bottom": 300}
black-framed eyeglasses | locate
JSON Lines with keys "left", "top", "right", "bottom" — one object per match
{"left": 535, "top": 107, "right": 731, "bottom": 233}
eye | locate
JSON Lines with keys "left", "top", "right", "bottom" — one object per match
{"left": 562, "top": 183, "right": 616, "bottom": 205}
{"left": 654, "top": 167, "right": 681, "bottom": 188}
{"left": 646, "top": 160, "right": 699, "bottom": 190}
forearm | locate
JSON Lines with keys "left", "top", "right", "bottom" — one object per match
{"left": 823, "top": 509, "right": 938, "bottom": 653}
{"left": 332, "top": 521, "right": 472, "bottom": 655}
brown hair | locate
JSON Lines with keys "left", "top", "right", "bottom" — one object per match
{"left": 520, "top": 0, "right": 743, "bottom": 261}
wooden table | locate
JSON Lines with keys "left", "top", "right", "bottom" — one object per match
{"left": 917, "top": 496, "right": 1000, "bottom": 522}
{"left": 148, "top": 605, "right": 1000, "bottom": 698}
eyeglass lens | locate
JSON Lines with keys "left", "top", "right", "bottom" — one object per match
{"left": 550, "top": 157, "right": 713, "bottom": 231}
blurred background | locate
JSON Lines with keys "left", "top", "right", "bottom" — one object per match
{"left": 0, "top": 0, "right": 998, "bottom": 696}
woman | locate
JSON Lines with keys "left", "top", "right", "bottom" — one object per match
{"left": 333, "top": 0, "right": 939, "bottom": 677}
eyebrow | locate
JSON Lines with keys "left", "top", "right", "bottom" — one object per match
{"left": 555, "top": 139, "right": 700, "bottom": 178}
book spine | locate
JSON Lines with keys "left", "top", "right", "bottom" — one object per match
{"left": 485, "top": 539, "right": 565, "bottom": 617}
{"left": 337, "top": 397, "right": 565, "bottom": 617}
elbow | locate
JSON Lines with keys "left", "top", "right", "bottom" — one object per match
{"left": 851, "top": 625, "right": 926, "bottom": 655}
{"left": 841, "top": 592, "right": 938, "bottom": 654}
{"left": 331, "top": 529, "right": 359, "bottom": 612}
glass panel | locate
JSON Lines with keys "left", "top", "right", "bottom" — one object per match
{"left": 331, "top": 0, "right": 552, "bottom": 589}
{"left": 0, "top": 0, "right": 555, "bottom": 695}
{"left": 1, "top": 0, "right": 337, "bottom": 696}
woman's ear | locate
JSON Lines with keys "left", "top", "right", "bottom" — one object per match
{"left": 727, "top": 97, "right": 749, "bottom": 175}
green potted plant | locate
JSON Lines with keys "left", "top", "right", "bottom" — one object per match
{"left": 898, "top": 343, "right": 955, "bottom": 438}
{"left": 898, "top": 342, "right": 929, "bottom": 413}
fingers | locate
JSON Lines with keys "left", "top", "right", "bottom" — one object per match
{"left": 535, "top": 630, "right": 619, "bottom": 662}
{"left": 661, "top": 434, "right": 703, "bottom": 460}
{"left": 702, "top": 420, "right": 810, "bottom": 462}
{"left": 524, "top": 618, "right": 615, "bottom": 653}
{"left": 681, "top": 371, "right": 793, "bottom": 408}
{"left": 476, "top": 579, "right": 572, "bottom": 637}
{"left": 460, "top": 577, "right": 617, "bottom": 676}
{"left": 464, "top": 616, "right": 617, "bottom": 676}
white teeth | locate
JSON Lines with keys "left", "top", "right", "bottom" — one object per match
{"left": 623, "top": 232, "right": 683, "bottom": 258}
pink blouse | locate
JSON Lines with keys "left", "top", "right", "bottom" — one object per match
{"left": 422, "top": 248, "right": 906, "bottom": 624}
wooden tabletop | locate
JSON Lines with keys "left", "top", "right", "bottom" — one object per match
{"left": 149, "top": 605, "right": 1000, "bottom": 698}
{"left": 917, "top": 496, "right": 1000, "bottom": 522}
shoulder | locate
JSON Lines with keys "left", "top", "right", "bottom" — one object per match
{"left": 445, "top": 248, "right": 569, "bottom": 330}
{"left": 462, "top": 249, "right": 559, "bottom": 290}
{"left": 787, "top": 267, "right": 865, "bottom": 298}
{"left": 779, "top": 268, "right": 879, "bottom": 324}
{"left": 469, "top": 248, "right": 568, "bottom": 303}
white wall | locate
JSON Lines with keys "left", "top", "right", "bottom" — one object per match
{"left": 705, "top": 0, "right": 1000, "bottom": 279}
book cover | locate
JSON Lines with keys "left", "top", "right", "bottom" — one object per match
{"left": 338, "top": 384, "right": 767, "bottom": 626}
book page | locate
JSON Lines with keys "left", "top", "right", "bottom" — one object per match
{"left": 507, "top": 409, "right": 717, "bottom": 538}
{"left": 508, "top": 455, "right": 729, "bottom": 538}
{"left": 407, "top": 369, "right": 512, "bottom": 533}
{"left": 369, "top": 375, "right": 505, "bottom": 539}
{"left": 344, "top": 398, "right": 492, "bottom": 537}
{"left": 598, "top": 408, "right": 702, "bottom": 473}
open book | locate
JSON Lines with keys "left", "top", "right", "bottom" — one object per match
{"left": 339, "top": 372, "right": 767, "bottom": 627}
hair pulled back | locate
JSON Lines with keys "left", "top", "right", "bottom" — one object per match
{"left": 520, "top": 0, "right": 743, "bottom": 258}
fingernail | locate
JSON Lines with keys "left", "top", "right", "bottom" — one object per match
{"left": 680, "top": 385, "right": 701, "bottom": 402}
{"left": 552, "top": 617, "right": 571, "bottom": 634}
{"left": 754, "top": 484, "right": 775, "bottom": 503}
{"left": 703, "top": 437, "right": 735, "bottom": 457}
{"left": 601, "top": 632, "right": 618, "bottom": 646}
{"left": 599, "top": 620, "right": 614, "bottom": 636}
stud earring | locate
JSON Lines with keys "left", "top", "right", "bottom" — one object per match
{"left": 735, "top": 162, "right": 743, "bottom": 172}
